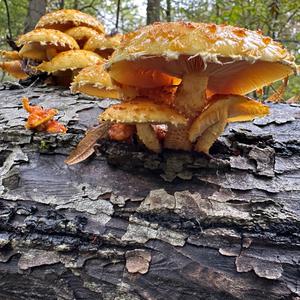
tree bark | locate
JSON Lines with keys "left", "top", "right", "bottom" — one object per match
{"left": 0, "top": 83, "right": 300, "bottom": 299}
{"left": 24, "top": 0, "right": 47, "bottom": 33}
{"left": 147, "top": 0, "right": 161, "bottom": 25}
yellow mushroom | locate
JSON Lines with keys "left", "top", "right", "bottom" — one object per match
{"left": 17, "top": 29, "right": 79, "bottom": 61}
{"left": 84, "top": 34, "right": 122, "bottom": 59}
{"left": 36, "top": 49, "right": 104, "bottom": 86}
{"left": 65, "top": 26, "right": 99, "bottom": 48}
{"left": 0, "top": 50, "right": 21, "bottom": 61}
{"left": 0, "top": 60, "right": 28, "bottom": 79}
{"left": 189, "top": 94, "right": 269, "bottom": 153}
{"left": 35, "top": 9, "right": 105, "bottom": 34}
{"left": 71, "top": 63, "right": 120, "bottom": 99}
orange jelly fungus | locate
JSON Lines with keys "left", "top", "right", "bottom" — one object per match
{"left": 22, "top": 97, "right": 67, "bottom": 134}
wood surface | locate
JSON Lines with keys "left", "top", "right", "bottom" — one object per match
{"left": 0, "top": 82, "right": 299, "bottom": 300}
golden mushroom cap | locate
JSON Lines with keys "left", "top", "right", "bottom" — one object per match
{"left": 17, "top": 29, "right": 80, "bottom": 49}
{"left": 64, "top": 26, "right": 99, "bottom": 47}
{"left": 99, "top": 98, "right": 187, "bottom": 126}
{"left": 108, "top": 22, "right": 297, "bottom": 95}
{"left": 35, "top": 9, "right": 105, "bottom": 34}
{"left": 71, "top": 63, "right": 120, "bottom": 99}
{"left": 0, "top": 60, "right": 28, "bottom": 79}
{"left": 0, "top": 50, "right": 21, "bottom": 61}
{"left": 36, "top": 50, "right": 104, "bottom": 73}
{"left": 84, "top": 34, "right": 122, "bottom": 52}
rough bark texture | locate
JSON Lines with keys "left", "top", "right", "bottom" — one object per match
{"left": 0, "top": 83, "right": 300, "bottom": 300}
{"left": 147, "top": 0, "right": 161, "bottom": 24}
{"left": 24, "top": 0, "right": 47, "bottom": 33}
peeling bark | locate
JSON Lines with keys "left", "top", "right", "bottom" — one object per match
{"left": 0, "top": 83, "right": 300, "bottom": 300}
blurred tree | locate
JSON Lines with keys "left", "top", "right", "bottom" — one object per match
{"left": 24, "top": 0, "right": 47, "bottom": 33}
{"left": 147, "top": 0, "right": 161, "bottom": 24}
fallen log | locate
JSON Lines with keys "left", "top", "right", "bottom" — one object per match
{"left": 0, "top": 83, "right": 300, "bottom": 300}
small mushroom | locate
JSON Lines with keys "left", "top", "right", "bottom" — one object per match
{"left": 0, "top": 50, "right": 21, "bottom": 61}
{"left": 64, "top": 26, "right": 99, "bottom": 48}
{"left": 189, "top": 94, "right": 269, "bottom": 153}
{"left": 84, "top": 34, "right": 122, "bottom": 59}
{"left": 35, "top": 9, "right": 105, "bottom": 34}
{"left": 0, "top": 50, "right": 27, "bottom": 79}
{"left": 17, "top": 29, "right": 79, "bottom": 62}
{"left": 107, "top": 22, "right": 297, "bottom": 153}
{"left": 0, "top": 60, "right": 28, "bottom": 79}
{"left": 71, "top": 63, "right": 120, "bottom": 99}
{"left": 36, "top": 49, "right": 104, "bottom": 85}
{"left": 99, "top": 99, "right": 187, "bottom": 152}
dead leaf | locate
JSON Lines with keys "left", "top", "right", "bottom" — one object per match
{"left": 267, "top": 77, "right": 288, "bottom": 102}
{"left": 65, "top": 122, "right": 110, "bottom": 165}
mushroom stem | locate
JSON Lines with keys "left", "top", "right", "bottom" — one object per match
{"left": 174, "top": 73, "right": 208, "bottom": 117}
{"left": 194, "top": 119, "right": 227, "bottom": 154}
{"left": 136, "top": 124, "right": 161, "bottom": 153}
{"left": 164, "top": 72, "right": 208, "bottom": 151}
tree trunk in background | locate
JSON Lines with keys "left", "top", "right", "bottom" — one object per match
{"left": 23, "top": 0, "right": 47, "bottom": 33}
{"left": 166, "top": 0, "right": 171, "bottom": 22}
{"left": 59, "top": 0, "right": 65, "bottom": 9}
{"left": 147, "top": 0, "right": 161, "bottom": 24}
{"left": 73, "top": 0, "right": 79, "bottom": 9}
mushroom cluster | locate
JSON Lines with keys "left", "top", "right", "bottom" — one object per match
{"left": 98, "top": 22, "right": 297, "bottom": 154}
{"left": 0, "top": 9, "right": 121, "bottom": 90}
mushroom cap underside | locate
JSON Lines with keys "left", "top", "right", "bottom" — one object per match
{"left": 17, "top": 29, "right": 79, "bottom": 50}
{"left": 35, "top": 9, "right": 105, "bottom": 34}
{"left": 36, "top": 50, "right": 104, "bottom": 73}
{"left": 108, "top": 22, "right": 297, "bottom": 94}
{"left": 99, "top": 99, "right": 187, "bottom": 126}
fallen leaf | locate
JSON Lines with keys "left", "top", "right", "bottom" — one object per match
{"left": 267, "top": 77, "right": 288, "bottom": 102}
{"left": 65, "top": 122, "right": 110, "bottom": 165}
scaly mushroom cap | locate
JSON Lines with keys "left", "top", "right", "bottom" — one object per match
{"left": 189, "top": 94, "right": 269, "bottom": 142}
{"left": 36, "top": 50, "right": 103, "bottom": 73}
{"left": 0, "top": 60, "right": 28, "bottom": 79}
{"left": 84, "top": 34, "right": 122, "bottom": 58}
{"left": 64, "top": 26, "right": 99, "bottom": 47}
{"left": 0, "top": 50, "right": 21, "bottom": 61}
{"left": 71, "top": 63, "right": 120, "bottom": 99}
{"left": 17, "top": 29, "right": 79, "bottom": 49}
{"left": 108, "top": 22, "right": 297, "bottom": 95}
{"left": 17, "top": 29, "right": 79, "bottom": 61}
{"left": 99, "top": 98, "right": 187, "bottom": 126}
{"left": 35, "top": 9, "right": 105, "bottom": 34}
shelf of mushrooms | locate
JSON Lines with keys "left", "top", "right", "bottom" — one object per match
{"left": 0, "top": 9, "right": 121, "bottom": 87}
{"left": 0, "top": 11, "right": 298, "bottom": 156}
{"left": 98, "top": 22, "right": 297, "bottom": 154}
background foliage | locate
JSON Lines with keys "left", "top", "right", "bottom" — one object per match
{"left": 0, "top": 0, "right": 299, "bottom": 99}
